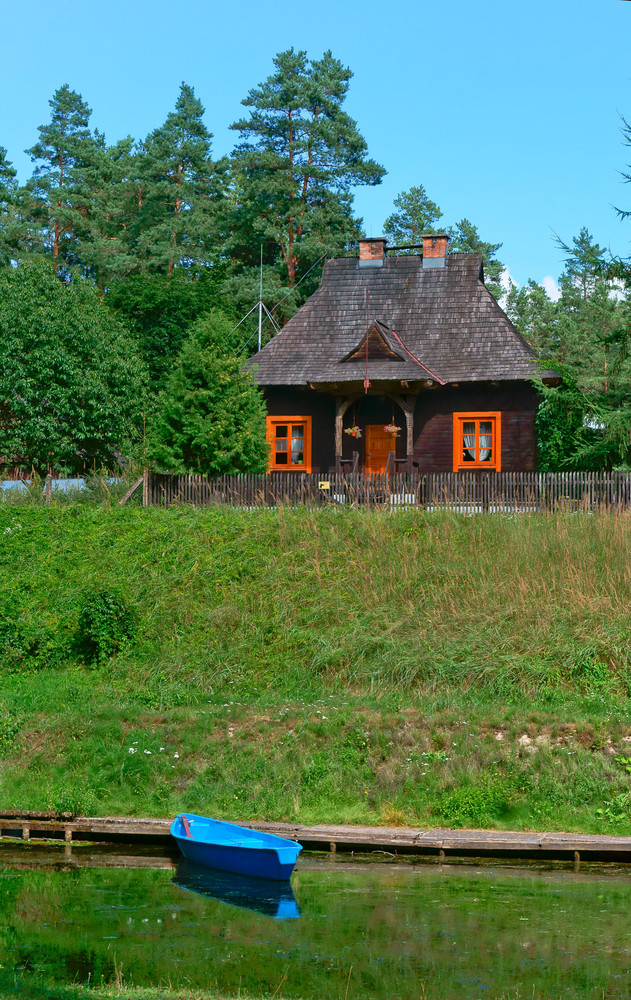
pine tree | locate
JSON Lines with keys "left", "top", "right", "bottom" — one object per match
{"left": 134, "top": 83, "right": 224, "bottom": 276}
{"left": 0, "top": 147, "right": 18, "bottom": 266}
{"left": 505, "top": 278, "right": 559, "bottom": 355}
{"left": 78, "top": 135, "right": 139, "bottom": 287}
{"left": 229, "top": 49, "right": 385, "bottom": 287}
{"left": 25, "top": 84, "right": 99, "bottom": 272}
{"left": 150, "top": 313, "right": 269, "bottom": 474}
{"left": 448, "top": 219, "right": 504, "bottom": 300}
{"left": 562, "top": 226, "right": 608, "bottom": 303}
{"left": 512, "top": 227, "right": 631, "bottom": 470}
{"left": 383, "top": 185, "right": 443, "bottom": 247}
{"left": 382, "top": 186, "right": 504, "bottom": 298}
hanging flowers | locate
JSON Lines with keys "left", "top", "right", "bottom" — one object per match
{"left": 344, "top": 425, "right": 362, "bottom": 439}
{"left": 384, "top": 422, "right": 401, "bottom": 437}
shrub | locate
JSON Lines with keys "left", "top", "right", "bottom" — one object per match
{"left": 76, "top": 590, "right": 136, "bottom": 664}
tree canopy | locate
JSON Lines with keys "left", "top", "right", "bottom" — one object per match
{"left": 506, "top": 227, "right": 631, "bottom": 470}
{"left": 0, "top": 261, "right": 146, "bottom": 475}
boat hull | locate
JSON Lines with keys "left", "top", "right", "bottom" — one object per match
{"left": 170, "top": 813, "right": 302, "bottom": 881}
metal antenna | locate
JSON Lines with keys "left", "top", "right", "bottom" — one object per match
{"left": 258, "top": 244, "right": 263, "bottom": 352}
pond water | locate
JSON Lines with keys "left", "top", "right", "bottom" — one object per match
{"left": 0, "top": 844, "right": 630, "bottom": 999}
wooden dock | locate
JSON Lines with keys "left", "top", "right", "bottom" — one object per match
{"left": 1, "top": 811, "right": 630, "bottom": 864}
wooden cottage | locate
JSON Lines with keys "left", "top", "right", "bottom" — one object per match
{"left": 248, "top": 235, "right": 554, "bottom": 475}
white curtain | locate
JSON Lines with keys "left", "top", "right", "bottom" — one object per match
{"left": 479, "top": 422, "right": 492, "bottom": 462}
{"left": 463, "top": 422, "right": 476, "bottom": 461}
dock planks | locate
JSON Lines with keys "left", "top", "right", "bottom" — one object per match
{"left": 0, "top": 812, "right": 630, "bottom": 863}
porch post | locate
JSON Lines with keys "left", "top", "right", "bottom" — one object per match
{"left": 334, "top": 398, "right": 354, "bottom": 473}
{"left": 390, "top": 394, "right": 417, "bottom": 473}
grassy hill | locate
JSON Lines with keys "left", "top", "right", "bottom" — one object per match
{"left": 1, "top": 497, "right": 631, "bottom": 833}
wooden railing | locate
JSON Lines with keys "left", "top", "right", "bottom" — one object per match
{"left": 126, "top": 471, "right": 631, "bottom": 512}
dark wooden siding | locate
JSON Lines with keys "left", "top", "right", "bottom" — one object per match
{"left": 264, "top": 388, "right": 336, "bottom": 475}
{"left": 413, "top": 383, "right": 538, "bottom": 472}
{"left": 264, "top": 383, "right": 538, "bottom": 473}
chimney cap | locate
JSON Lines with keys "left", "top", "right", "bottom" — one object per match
{"left": 358, "top": 236, "right": 387, "bottom": 268}
{"left": 422, "top": 233, "right": 449, "bottom": 269}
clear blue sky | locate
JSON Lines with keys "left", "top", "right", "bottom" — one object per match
{"left": 2, "top": 0, "right": 630, "bottom": 291}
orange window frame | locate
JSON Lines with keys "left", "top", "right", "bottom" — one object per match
{"left": 452, "top": 412, "right": 501, "bottom": 472}
{"left": 266, "top": 416, "right": 313, "bottom": 473}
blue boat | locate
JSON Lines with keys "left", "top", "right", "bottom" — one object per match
{"left": 170, "top": 813, "right": 302, "bottom": 881}
{"left": 173, "top": 859, "right": 301, "bottom": 919}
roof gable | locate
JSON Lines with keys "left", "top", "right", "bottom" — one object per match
{"left": 341, "top": 320, "right": 408, "bottom": 362}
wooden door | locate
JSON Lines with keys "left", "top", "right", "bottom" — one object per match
{"left": 365, "top": 425, "right": 394, "bottom": 473}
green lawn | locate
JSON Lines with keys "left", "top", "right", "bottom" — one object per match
{"left": 1, "top": 499, "right": 631, "bottom": 833}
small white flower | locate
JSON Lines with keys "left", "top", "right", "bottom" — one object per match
{"left": 128, "top": 748, "right": 136, "bottom": 754}
{"left": 159, "top": 747, "right": 165, "bottom": 751}
{"left": 144, "top": 750, "right": 152, "bottom": 755}
{"left": 174, "top": 753, "right": 179, "bottom": 759}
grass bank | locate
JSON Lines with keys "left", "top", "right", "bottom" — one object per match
{"left": 0, "top": 977, "right": 607, "bottom": 1000}
{"left": 1, "top": 502, "right": 631, "bottom": 832}
{"left": 0, "top": 980, "right": 611, "bottom": 1000}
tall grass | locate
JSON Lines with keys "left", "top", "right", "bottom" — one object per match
{"left": 3, "top": 502, "right": 630, "bottom": 697}
{"left": 1, "top": 503, "right": 631, "bottom": 829}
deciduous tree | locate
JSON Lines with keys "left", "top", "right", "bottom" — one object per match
{"left": 0, "top": 260, "right": 146, "bottom": 474}
{"left": 107, "top": 271, "right": 230, "bottom": 388}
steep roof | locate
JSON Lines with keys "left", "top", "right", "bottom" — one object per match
{"left": 248, "top": 253, "right": 546, "bottom": 387}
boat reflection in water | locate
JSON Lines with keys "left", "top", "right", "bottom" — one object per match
{"left": 172, "top": 859, "right": 301, "bottom": 920}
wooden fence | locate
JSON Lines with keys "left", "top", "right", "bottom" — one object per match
{"left": 123, "top": 470, "right": 631, "bottom": 512}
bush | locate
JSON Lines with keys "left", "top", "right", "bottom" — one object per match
{"left": 76, "top": 590, "right": 136, "bottom": 664}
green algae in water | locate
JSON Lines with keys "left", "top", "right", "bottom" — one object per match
{"left": 0, "top": 850, "right": 630, "bottom": 999}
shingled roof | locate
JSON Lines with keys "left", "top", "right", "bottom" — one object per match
{"left": 248, "top": 253, "right": 545, "bottom": 386}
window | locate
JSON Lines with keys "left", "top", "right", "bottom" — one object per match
{"left": 266, "top": 416, "right": 312, "bottom": 473}
{"left": 453, "top": 412, "right": 501, "bottom": 471}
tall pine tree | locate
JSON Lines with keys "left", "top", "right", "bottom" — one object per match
{"left": 382, "top": 184, "right": 504, "bottom": 298}
{"left": 133, "top": 83, "right": 224, "bottom": 276}
{"left": 0, "top": 147, "right": 17, "bottom": 267}
{"left": 25, "top": 85, "right": 99, "bottom": 272}
{"left": 383, "top": 185, "right": 443, "bottom": 246}
{"left": 229, "top": 49, "right": 385, "bottom": 288}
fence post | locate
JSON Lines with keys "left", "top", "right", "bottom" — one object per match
{"left": 142, "top": 468, "right": 149, "bottom": 507}
{"left": 45, "top": 473, "right": 52, "bottom": 506}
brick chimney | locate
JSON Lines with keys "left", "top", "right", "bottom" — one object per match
{"left": 358, "top": 237, "right": 386, "bottom": 268}
{"left": 422, "top": 233, "right": 449, "bottom": 269}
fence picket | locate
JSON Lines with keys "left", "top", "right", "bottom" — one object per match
{"left": 131, "top": 472, "right": 631, "bottom": 513}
